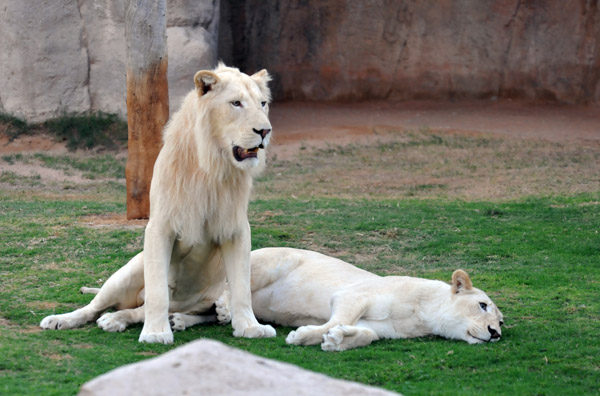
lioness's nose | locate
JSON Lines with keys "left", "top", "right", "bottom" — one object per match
{"left": 253, "top": 128, "right": 271, "bottom": 139}
{"left": 488, "top": 326, "right": 500, "bottom": 339}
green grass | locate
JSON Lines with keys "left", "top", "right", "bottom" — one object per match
{"left": 1, "top": 191, "right": 599, "bottom": 395}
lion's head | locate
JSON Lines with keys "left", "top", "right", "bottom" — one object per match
{"left": 446, "top": 270, "right": 504, "bottom": 344}
{"left": 194, "top": 64, "right": 272, "bottom": 171}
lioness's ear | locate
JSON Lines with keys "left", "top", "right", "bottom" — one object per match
{"left": 451, "top": 270, "right": 473, "bottom": 294}
{"left": 194, "top": 70, "right": 220, "bottom": 96}
{"left": 251, "top": 69, "right": 272, "bottom": 101}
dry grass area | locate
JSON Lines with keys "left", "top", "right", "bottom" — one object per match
{"left": 1, "top": 101, "right": 599, "bottom": 204}
{"left": 257, "top": 127, "right": 600, "bottom": 201}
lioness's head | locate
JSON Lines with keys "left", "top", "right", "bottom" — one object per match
{"left": 448, "top": 270, "right": 504, "bottom": 344}
{"left": 194, "top": 64, "right": 272, "bottom": 171}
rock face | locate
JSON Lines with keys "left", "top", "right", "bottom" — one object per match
{"left": 0, "top": 1, "right": 91, "bottom": 121}
{"left": 2, "top": 0, "right": 597, "bottom": 121}
{"left": 0, "top": 0, "right": 218, "bottom": 122}
{"left": 78, "top": 339, "right": 401, "bottom": 396}
{"left": 220, "top": 0, "right": 600, "bottom": 103}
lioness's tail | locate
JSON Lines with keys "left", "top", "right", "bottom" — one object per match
{"left": 79, "top": 287, "right": 100, "bottom": 295}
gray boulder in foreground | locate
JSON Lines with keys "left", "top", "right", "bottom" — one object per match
{"left": 79, "top": 339, "right": 400, "bottom": 396}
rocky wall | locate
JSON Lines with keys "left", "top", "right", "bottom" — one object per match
{"left": 0, "top": 0, "right": 218, "bottom": 122}
{"left": 219, "top": 0, "right": 600, "bottom": 103}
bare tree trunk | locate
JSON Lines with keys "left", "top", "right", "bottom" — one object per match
{"left": 125, "top": 0, "right": 169, "bottom": 219}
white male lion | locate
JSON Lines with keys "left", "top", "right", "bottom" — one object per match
{"left": 216, "top": 248, "right": 504, "bottom": 351}
{"left": 40, "top": 64, "right": 276, "bottom": 344}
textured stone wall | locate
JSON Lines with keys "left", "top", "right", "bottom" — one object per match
{"left": 219, "top": 0, "right": 600, "bottom": 103}
{"left": 2, "top": 0, "right": 597, "bottom": 121}
{"left": 0, "top": 0, "right": 218, "bottom": 122}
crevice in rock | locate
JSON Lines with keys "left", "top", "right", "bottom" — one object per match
{"left": 498, "top": 0, "right": 522, "bottom": 98}
{"left": 76, "top": 0, "right": 93, "bottom": 111}
{"left": 578, "top": 0, "right": 599, "bottom": 100}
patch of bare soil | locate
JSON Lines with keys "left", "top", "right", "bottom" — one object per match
{"left": 0, "top": 133, "right": 126, "bottom": 188}
{"left": 269, "top": 100, "right": 600, "bottom": 151}
{"left": 0, "top": 133, "right": 69, "bottom": 154}
{"left": 78, "top": 213, "right": 147, "bottom": 229}
{"left": 0, "top": 162, "right": 91, "bottom": 185}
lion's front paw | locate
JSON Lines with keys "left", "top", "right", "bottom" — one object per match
{"left": 139, "top": 324, "right": 173, "bottom": 344}
{"left": 97, "top": 312, "right": 127, "bottom": 333}
{"left": 138, "top": 330, "right": 173, "bottom": 344}
{"left": 40, "top": 314, "right": 79, "bottom": 330}
{"left": 233, "top": 324, "right": 276, "bottom": 338}
{"left": 169, "top": 314, "right": 186, "bottom": 331}
{"left": 215, "top": 296, "right": 231, "bottom": 324}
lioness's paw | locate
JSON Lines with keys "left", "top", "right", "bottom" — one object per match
{"left": 97, "top": 312, "right": 127, "bottom": 333}
{"left": 321, "top": 326, "right": 346, "bottom": 352}
{"left": 285, "top": 325, "right": 323, "bottom": 346}
{"left": 285, "top": 330, "right": 301, "bottom": 345}
{"left": 138, "top": 329, "right": 174, "bottom": 344}
{"left": 169, "top": 314, "right": 186, "bottom": 331}
{"left": 40, "top": 314, "right": 79, "bottom": 330}
{"left": 233, "top": 324, "right": 276, "bottom": 338}
{"left": 215, "top": 296, "right": 231, "bottom": 324}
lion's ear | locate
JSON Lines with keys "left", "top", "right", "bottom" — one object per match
{"left": 194, "top": 70, "right": 220, "bottom": 96}
{"left": 251, "top": 69, "right": 272, "bottom": 101}
{"left": 451, "top": 270, "right": 473, "bottom": 294}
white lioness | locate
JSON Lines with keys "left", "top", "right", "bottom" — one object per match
{"left": 40, "top": 64, "right": 276, "bottom": 344}
{"left": 217, "top": 248, "right": 504, "bottom": 351}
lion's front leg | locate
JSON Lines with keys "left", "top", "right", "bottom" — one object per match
{"left": 139, "top": 221, "right": 176, "bottom": 344}
{"left": 221, "top": 223, "right": 275, "bottom": 338}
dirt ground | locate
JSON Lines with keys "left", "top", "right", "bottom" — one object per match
{"left": 1, "top": 100, "right": 599, "bottom": 213}
{"left": 268, "top": 100, "right": 600, "bottom": 158}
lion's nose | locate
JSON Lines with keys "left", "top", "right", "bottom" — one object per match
{"left": 488, "top": 326, "right": 500, "bottom": 339}
{"left": 253, "top": 128, "right": 271, "bottom": 139}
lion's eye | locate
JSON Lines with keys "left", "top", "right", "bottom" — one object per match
{"left": 231, "top": 101, "right": 242, "bottom": 107}
{"left": 479, "top": 302, "right": 488, "bottom": 311}
{"left": 499, "top": 320, "right": 504, "bottom": 327}
{"left": 261, "top": 101, "right": 267, "bottom": 107}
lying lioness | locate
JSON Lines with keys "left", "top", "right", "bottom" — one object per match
{"left": 216, "top": 248, "right": 504, "bottom": 351}
{"left": 42, "top": 246, "right": 503, "bottom": 352}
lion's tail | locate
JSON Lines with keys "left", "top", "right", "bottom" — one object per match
{"left": 79, "top": 286, "right": 101, "bottom": 295}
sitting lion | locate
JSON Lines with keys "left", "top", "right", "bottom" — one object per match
{"left": 216, "top": 248, "right": 504, "bottom": 351}
{"left": 40, "top": 64, "right": 276, "bottom": 344}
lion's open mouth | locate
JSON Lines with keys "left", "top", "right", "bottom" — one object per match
{"left": 233, "top": 146, "right": 260, "bottom": 161}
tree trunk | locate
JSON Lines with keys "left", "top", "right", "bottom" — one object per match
{"left": 125, "top": 0, "right": 169, "bottom": 219}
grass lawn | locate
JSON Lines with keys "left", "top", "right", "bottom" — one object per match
{"left": 0, "top": 128, "right": 599, "bottom": 395}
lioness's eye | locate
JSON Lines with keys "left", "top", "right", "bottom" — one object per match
{"left": 479, "top": 302, "right": 488, "bottom": 310}
{"left": 231, "top": 101, "right": 242, "bottom": 107}
{"left": 499, "top": 320, "right": 504, "bottom": 327}
{"left": 261, "top": 101, "right": 267, "bottom": 107}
